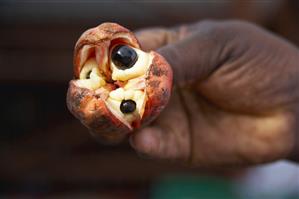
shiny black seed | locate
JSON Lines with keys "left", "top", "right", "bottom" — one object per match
{"left": 120, "top": 99, "right": 136, "bottom": 114}
{"left": 111, "top": 45, "right": 138, "bottom": 69}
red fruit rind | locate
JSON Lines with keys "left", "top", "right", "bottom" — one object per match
{"left": 74, "top": 23, "right": 140, "bottom": 79}
{"left": 142, "top": 52, "right": 173, "bottom": 126}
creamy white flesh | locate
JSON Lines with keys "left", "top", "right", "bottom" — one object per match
{"left": 76, "top": 46, "right": 153, "bottom": 127}
{"left": 110, "top": 48, "right": 152, "bottom": 81}
{"left": 77, "top": 58, "right": 106, "bottom": 90}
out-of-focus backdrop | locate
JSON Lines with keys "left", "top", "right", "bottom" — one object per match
{"left": 0, "top": 0, "right": 299, "bottom": 198}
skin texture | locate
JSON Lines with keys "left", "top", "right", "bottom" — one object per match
{"left": 130, "top": 20, "right": 299, "bottom": 167}
{"left": 67, "top": 23, "right": 172, "bottom": 143}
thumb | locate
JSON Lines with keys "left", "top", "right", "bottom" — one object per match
{"left": 158, "top": 20, "right": 234, "bottom": 84}
{"left": 129, "top": 88, "right": 191, "bottom": 161}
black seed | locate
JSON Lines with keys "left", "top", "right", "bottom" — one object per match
{"left": 120, "top": 99, "right": 136, "bottom": 114}
{"left": 111, "top": 45, "right": 138, "bottom": 69}
{"left": 86, "top": 70, "right": 92, "bottom": 79}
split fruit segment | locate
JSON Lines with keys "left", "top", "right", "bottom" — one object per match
{"left": 67, "top": 23, "right": 173, "bottom": 142}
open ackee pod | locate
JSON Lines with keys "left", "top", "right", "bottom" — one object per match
{"left": 67, "top": 23, "right": 173, "bottom": 143}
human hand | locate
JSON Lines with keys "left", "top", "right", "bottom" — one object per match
{"left": 130, "top": 20, "right": 299, "bottom": 167}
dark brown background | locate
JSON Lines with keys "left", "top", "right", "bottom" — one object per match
{"left": 1, "top": 0, "right": 299, "bottom": 198}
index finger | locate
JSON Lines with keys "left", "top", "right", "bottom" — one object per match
{"left": 134, "top": 27, "right": 181, "bottom": 51}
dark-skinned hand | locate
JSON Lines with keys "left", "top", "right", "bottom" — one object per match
{"left": 129, "top": 20, "right": 299, "bottom": 167}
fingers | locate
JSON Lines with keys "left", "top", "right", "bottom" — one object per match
{"left": 131, "top": 125, "right": 189, "bottom": 160}
{"left": 130, "top": 89, "right": 191, "bottom": 160}
{"left": 134, "top": 21, "right": 231, "bottom": 84}
{"left": 129, "top": 126, "right": 163, "bottom": 158}
{"left": 136, "top": 21, "right": 248, "bottom": 85}
{"left": 158, "top": 20, "right": 235, "bottom": 84}
{"left": 135, "top": 28, "right": 169, "bottom": 51}
{"left": 135, "top": 27, "right": 181, "bottom": 51}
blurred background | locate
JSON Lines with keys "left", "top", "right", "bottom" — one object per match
{"left": 0, "top": 0, "right": 299, "bottom": 198}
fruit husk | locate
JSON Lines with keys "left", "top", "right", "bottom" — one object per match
{"left": 67, "top": 22, "right": 173, "bottom": 142}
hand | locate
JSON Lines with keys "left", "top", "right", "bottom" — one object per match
{"left": 129, "top": 20, "right": 299, "bottom": 167}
